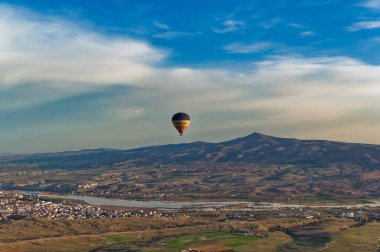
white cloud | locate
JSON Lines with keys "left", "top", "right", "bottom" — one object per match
{"left": 213, "top": 20, "right": 245, "bottom": 33}
{"left": 0, "top": 5, "right": 166, "bottom": 88}
{"left": 288, "top": 23, "right": 304, "bottom": 29}
{"left": 0, "top": 5, "right": 380, "bottom": 152}
{"left": 360, "top": 0, "right": 380, "bottom": 10}
{"left": 152, "top": 21, "right": 170, "bottom": 30}
{"left": 347, "top": 20, "right": 380, "bottom": 31}
{"left": 300, "top": 31, "right": 316, "bottom": 37}
{"left": 116, "top": 107, "right": 145, "bottom": 119}
{"left": 223, "top": 42, "right": 276, "bottom": 54}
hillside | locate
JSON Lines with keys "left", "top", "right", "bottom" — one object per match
{"left": 1, "top": 132, "right": 380, "bottom": 168}
{"left": 0, "top": 133, "right": 379, "bottom": 200}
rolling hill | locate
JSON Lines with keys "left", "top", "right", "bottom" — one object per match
{"left": 1, "top": 132, "right": 379, "bottom": 168}
{"left": 1, "top": 133, "right": 379, "bottom": 200}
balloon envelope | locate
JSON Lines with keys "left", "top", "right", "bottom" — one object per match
{"left": 172, "top": 112, "right": 190, "bottom": 136}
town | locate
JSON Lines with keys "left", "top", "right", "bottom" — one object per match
{"left": 2, "top": 191, "right": 380, "bottom": 223}
{"left": 0, "top": 192, "right": 180, "bottom": 222}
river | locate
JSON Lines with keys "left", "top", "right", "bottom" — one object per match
{"left": 11, "top": 190, "right": 380, "bottom": 211}
{"left": 20, "top": 191, "right": 249, "bottom": 210}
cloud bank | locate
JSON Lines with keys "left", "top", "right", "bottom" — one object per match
{"left": 361, "top": 0, "right": 380, "bottom": 10}
{"left": 0, "top": 5, "right": 379, "bottom": 152}
{"left": 348, "top": 20, "right": 380, "bottom": 31}
{"left": 223, "top": 42, "right": 277, "bottom": 54}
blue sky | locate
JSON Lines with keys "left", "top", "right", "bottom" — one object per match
{"left": 0, "top": 0, "right": 380, "bottom": 152}
{"left": 3, "top": 0, "right": 379, "bottom": 64}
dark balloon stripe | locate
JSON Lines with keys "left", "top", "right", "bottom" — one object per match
{"left": 172, "top": 112, "right": 190, "bottom": 121}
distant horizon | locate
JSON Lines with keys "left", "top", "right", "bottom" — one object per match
{"left": 2, "top": 131, "right": 380, "bottom": 155}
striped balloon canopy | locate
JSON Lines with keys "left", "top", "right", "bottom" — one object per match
{"left": 171, "top": 112, "right": 190, "bottom": 136}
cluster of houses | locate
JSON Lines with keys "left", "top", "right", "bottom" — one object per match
{"left": 340, "top": 210, "right": 380, "bottom": 222}
{"left": 0, "top": 192, "right": 179, "bottom": 222}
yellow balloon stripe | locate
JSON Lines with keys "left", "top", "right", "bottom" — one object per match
{"left": 172, "top": 120, "right": 190, "bottom": 135}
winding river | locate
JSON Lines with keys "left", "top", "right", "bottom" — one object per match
{"left": 14, "top": 190, "right": 380, "bottom": 211}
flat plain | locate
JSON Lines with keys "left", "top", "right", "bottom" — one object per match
{"left": 0, "top": 215, "right": 379, "bottom": 252}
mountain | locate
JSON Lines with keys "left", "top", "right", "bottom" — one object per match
{"left": 1, "top": 132, "right": 379, "bottom": 168}
{"left": 1, "top": 133, "right": 379, "bottom": 200}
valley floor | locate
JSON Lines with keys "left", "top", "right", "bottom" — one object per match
{"left": 0, "top": 216, "right": 379, "bottom": 252}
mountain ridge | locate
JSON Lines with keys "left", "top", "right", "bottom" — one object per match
{"left": 1, "top": 132, "right": 379, "bottom": 199}
{"left": 1, "top": 132, "right": 379, "bottom": 168}
{"left": 4, "top": 132, "right": 380, "bottom": 155}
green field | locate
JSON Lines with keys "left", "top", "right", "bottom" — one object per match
{"left": 165, "top": 232, "right": 260, "bottom": 249}
{"left": 102, "top": 235, "right": 134, "bottom": 244}
{"left": 144, "top": 231, "right": 292, "bottom": 252}
{"left": 325, "top": 222, "right": 380, "bottom": 252}
{"left": 0, "top": 216, "right": 378, "bottom": 252}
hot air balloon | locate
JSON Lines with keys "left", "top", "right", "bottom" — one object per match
{"left": 172, "top": 112, "right": 190, "bottom": 136}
